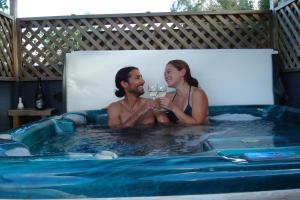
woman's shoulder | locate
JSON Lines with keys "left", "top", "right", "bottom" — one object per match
{"left": 191, "top": 86, "right": 209, "bottom": 109}
{"left": 191, "top": 86, "right": 207, "bottom": 98}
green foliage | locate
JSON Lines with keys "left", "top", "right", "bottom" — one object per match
{"left": 171, "top": 0, "right": 255, "bottom": 11}
{"left": 0, "top": 0, "right": 8, "bottom": 11}
{"left": 258, "top": 0, "right": 270, "bottom": 10}
{"left": 171, "top": 0, "right": 206, "bottom": 12}
{"left": 237, "top": 0, "right": 254, "bottom": 10}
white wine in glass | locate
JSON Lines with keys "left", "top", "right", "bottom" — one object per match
{"left": 157, "top": 85, "right": 167, "bottom": 98}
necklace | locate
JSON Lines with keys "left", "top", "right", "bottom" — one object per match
{"left": 120, "top": 100, "right": 139, "bottom": 113}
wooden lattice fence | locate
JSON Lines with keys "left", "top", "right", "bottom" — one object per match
{"left": 275, "top": 0, "right": 300, "bottom": 72}
{"left": 19, "top": 11, "right": 271, "bottom": 81}
{"left": 0, "top": 11, "right": 14, "bottom": 81}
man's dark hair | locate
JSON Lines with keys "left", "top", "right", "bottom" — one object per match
{"left": 115, "top": 66, "right": 138, "bottom": 97}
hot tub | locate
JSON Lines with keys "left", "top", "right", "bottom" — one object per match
{"left": 1, "top": 105, "right": 300, "bottom": 199}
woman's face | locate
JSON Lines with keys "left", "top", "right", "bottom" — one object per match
{"left": 164, "top": 64, "right": 184, "bottom": 88}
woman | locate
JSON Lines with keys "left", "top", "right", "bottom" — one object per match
{"left": 158, "top": 59, "right": 208, "bottom": 125}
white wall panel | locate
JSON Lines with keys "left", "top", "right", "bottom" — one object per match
{"left": 65, "top": 49, "right": 274, "bottom": 112}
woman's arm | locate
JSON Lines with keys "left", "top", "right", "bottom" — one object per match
{"left": 159, "top": 89, "right": 208, "bottom": 125}
{"left": 174, "top": 89, "right": 208, "bottom": 125}
{"left": 154, "top": 110, "right": 170, "bottom": 124}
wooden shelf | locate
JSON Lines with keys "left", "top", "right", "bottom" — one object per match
{"left": 8, "top": 108, "right": 56, "bottom": 128}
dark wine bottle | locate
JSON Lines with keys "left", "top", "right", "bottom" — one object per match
{"left": 35, "top": 78, "right": 45, "bottom": 110}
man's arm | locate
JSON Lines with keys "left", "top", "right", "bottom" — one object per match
{"left": 121, "top": 100, "right": 154, "bottom": 128}
{"left": 108, "top": 100, "right": 155, "bottom": 128}
{"left": 107, "top": 103, "right": 122, "bottom": 128}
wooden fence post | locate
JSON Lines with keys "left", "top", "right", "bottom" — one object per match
{"left": 270, "top": 0, "right": 279, "bottom": 50}
{"left": 11, "top": 0, "right": 21, "bottom": 80}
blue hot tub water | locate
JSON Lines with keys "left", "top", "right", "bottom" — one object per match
{"left": 1, "top": 105, "right": 300, "bottom": 198}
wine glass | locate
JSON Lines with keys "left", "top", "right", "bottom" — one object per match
{"left": 156, "top": 85, "right": 167, "bottom": 98}
{"left": 156, "top": 84, "right": 167, "bottom": 111}
{"left": 148, "top": 84, "right": 157, "bottom": 100}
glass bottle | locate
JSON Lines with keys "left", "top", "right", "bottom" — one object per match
{"left": 35, "top": 78, "right": 45, "bottom": 110}
{"left": 17, "top": 97, "right": 24, "bottom": 109}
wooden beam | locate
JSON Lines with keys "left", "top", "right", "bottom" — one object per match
{"left": 10, "top": 0, "right": 17, "bottom": 17}
{"left": 12, "top": 18, "right": 21, "bottom": 80}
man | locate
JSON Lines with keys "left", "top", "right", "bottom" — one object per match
{"left": 107, "top": 66, "right": 168, "bottom": 128}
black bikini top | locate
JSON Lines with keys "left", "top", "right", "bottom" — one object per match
{"left": 166, "top": 86, "right": 192, "bottom": 123}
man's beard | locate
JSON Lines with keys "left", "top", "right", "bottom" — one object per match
{"left": 131, "top": 90, "right": 144, "bottom": 97}
{"left": 128, "top": 86, "right": 144, "bottom": 96}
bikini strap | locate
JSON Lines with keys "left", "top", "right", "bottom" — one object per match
{"left": 171, "top": 92, "right": 177, "bottom": 102}
{"left": 173, "top": 86, "right": 191, "bottom": 104}
{"left": 187, "top": 86, "right": 191, "bottom": 106}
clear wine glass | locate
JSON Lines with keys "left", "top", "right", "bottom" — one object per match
{"left": 156, "top": 84, "right": 167, "bottom": 111}
{"left": 157, "top": 85, "right": 167, "bottom": 98}
{"left": 148, "top": 84, "right": 158, "bottom": 100}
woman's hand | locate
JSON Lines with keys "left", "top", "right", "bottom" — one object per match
{"left": 158, "top": 97, "right": 175, "bottom": 111}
